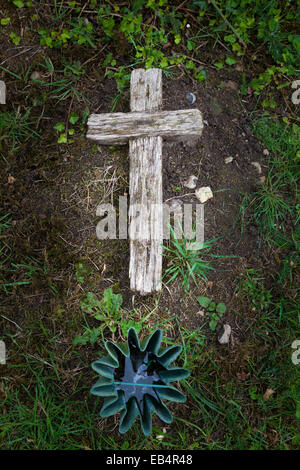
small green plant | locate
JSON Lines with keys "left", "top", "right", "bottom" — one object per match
{"left": 9, "top": 32, "right": 21, "bottom": 45}
{"left": 53, "top": 113, "right": 79, "bottom": 144}
{"left": 73, "top": 262, "right": 92, "bottom": 284}
{"left": 250, "top": 171, "right": 293, "bottom": 238}
{"left": 0, "top": 109, "right": 40, "bottom": 152}
{"left": 73, "top": 289, "right": 123, "bottom": 345}
{"left": 38, "top": 18, "right": 96, "bottom": 49}
{"left": 238, "top": 269, "right": 272, "bottom": 311}
{"left": 1, "top": 17, "right": 11, "bottom": 25}
{"left": 74, "top": 288, "right": 156, "bottom": 346}
{"left": 38, "top": 59, "right": 88, "bottom": 104}
{"left": 197, "top": 296, "right": 226, "bottom": 331}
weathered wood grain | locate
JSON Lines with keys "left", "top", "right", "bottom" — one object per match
{"left": 129, "top": 68, "right": 163, "bottom": 294}
{"left": 87, "top": 109, "right": 203, "bottom": 144}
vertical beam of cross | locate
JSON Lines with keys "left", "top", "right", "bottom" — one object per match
{"left": 86, "top": 68, "right": 203, "bottom": 295}
{"left": 129, "top": 69, "right": 163, "bottom": 294}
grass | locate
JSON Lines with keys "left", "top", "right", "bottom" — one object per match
{"left": 0, "top": 108, "right": 40, "bottom": 153}
{"left": 162, "top": 226, "right": 216, "bottom": 292}
{"left": 1, "top": 284, "right": 299, "bottom": 449}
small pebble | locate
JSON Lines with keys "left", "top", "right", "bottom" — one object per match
{"left": 218, "top": 324, "right": 231, "bottom": 344}
{"left": 197, "top": 310, "right": 205, "bottom": 317}
{"left": 195, "top": 187, "right": 213, "bottom": 204}
{"left": 263, "top": 149, "right": 270, "bottom": 156}
{"left": 225, "top": 157, "right": 233, "bottom": 164}
{"left": 7, "top": 175, "right": 15, "bottom": 184}
{"left": 223, "top": 80, "right": 238, "bottom": 91}
{"left": 251, "top": 161, "right": 262, "bottom": 174}
{"left": 183, "top": 175, "right": 198, "bottom": 189}
{"left": 186, "top": 92, "right": 196, "bottom": 104}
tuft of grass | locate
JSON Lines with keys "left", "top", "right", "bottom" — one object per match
{"left": 162, "top": 226, "right": 216, "bottom": 291}
{"left": 250, "top": 171, "right": 293, "bottom": 238}
{"left": 0, "top": 108, "right": 40, "bottom": 153}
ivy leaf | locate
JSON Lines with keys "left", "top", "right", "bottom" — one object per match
{"left": 53, "top": 122, "right": 65, "bottom": 132}
{"left": 197, "top": 296, "right": 211, "bottom": 308}
{"left": 225, "top": 56, "right": 237, "bottom": 66}
{"left": 174, "top": 34, "right": 181, "bottom": 45}
{"left": 13, "top": 0, "right": 24, "bottom": 7}
{"left": 216, "top": 302, "right": 226, "bottom": 314}
{"left": 9, "top": 32, "right": 21, "bottom": 45}
{"left": 69, "top": 112, "right": 79, "bottom": 125}
{"left": 57, "top": 133, "right": 67, "bottom": 144}
{"left": 214, "top": 61, "right": 224, "bottom": 69}
{"left": 187, "top": 40, "right": 195, "bottom": 51}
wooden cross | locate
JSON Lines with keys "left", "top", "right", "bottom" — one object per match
{"left": 87, "top": 68, "right": 203, "bottom": 295}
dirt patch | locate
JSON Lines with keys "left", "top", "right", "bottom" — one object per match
{"left": 1, "top": 61, "right": 274, "bottom": 349}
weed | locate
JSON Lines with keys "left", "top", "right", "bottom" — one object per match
{"left": 237, "top": 269, "right": 272, "bottom": 311}
{"left": 0, "top": 108, "right": 40, "bottom": 153}
{"left": 197, "top": 296, "right": 226, "bottom": 331}
{"left": 162, "top": 226, "right": 216, "bottom": 291}
{"left": 73, "top": 289, "right": 155, "bottom": 346}
{"left": 250, "top": 171, "right": 293, "bottom": 237}
{"left": 38, "top": 59, "right": 88, "bottom": 104}
{"left": 38, "top": 18, "right": 96, "bottom": 49}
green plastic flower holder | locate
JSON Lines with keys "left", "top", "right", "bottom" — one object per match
{"left": 90, "top": 328, "right": 190, "bottom": 436}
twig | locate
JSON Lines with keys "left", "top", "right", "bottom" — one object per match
{"left": 209, "top": 0, "right": 247, "bottom": 48}
{"left": 165, "top": 193, "right": 196, "bottom": 202}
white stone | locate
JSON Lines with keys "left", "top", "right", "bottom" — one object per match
{"left": 195, "top": 186, "right": 213, "bottom": 203}
{"left": 251, "top": 161, "right": 262, "bottom": 174}
{"left": 225, "top": 157, "right": 233, "bottom": 164}
{"left": 218, "top": 324, "right": 231, "bottom": 344}
{"left": 184, "top": 175, "right": 198, "bottom": 189}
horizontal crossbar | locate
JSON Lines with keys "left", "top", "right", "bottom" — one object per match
{"left": 87, "top": 109, "right": 203, "bottom": 145}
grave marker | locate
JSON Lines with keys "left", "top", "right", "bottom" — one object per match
{"left": 87, "top": 68, "right": 203, "bottom": 294}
